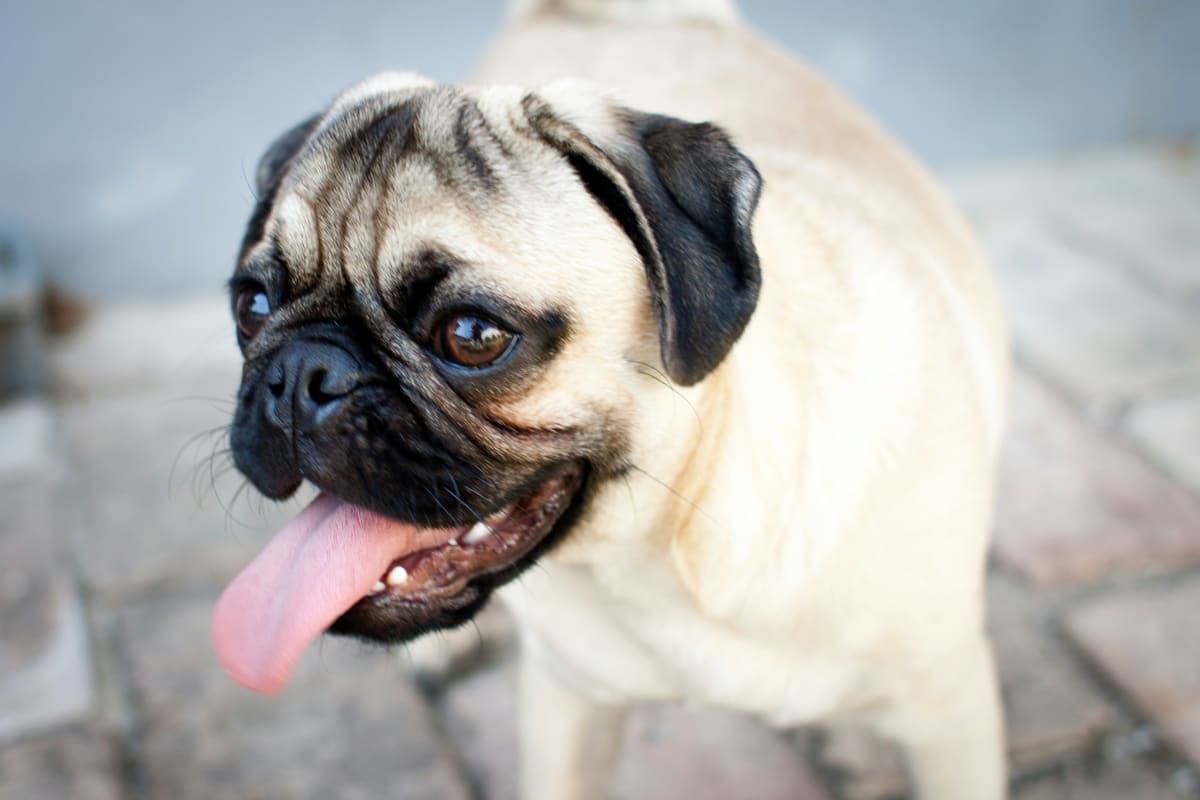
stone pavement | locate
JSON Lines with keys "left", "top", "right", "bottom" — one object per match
{"left": 1, "top": 142, "right": 1198, "bottom": 799}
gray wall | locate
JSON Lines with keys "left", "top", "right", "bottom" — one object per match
{"left": 2, "top": 0, "right": 1198, "bottom": 300}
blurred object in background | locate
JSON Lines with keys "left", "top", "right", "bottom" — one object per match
{"left": 0, "top": 0, "right": 1197, "bottom": 302}
{"left": 0, "top": 226, "right": 44, "bottom": 399}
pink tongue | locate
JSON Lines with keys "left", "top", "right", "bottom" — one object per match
{"left": 211, "top": 493, "right": 424, "bottom": 694}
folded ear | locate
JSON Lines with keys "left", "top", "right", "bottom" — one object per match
{"left": 525, "top": 96, "right": 763, "bottom": 386}
{"left": 255, "top": 114, "right": 322, "bottom": 196}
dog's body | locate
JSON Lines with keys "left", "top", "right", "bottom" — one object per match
{"left": 476, "top": 4, "right": 1008, "bottom": 798}
{"left": 215, "top": 1, "right": 1008, "bottom": 797}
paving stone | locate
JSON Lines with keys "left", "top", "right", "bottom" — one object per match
{"left": 48, "top": 293, "right": 242, "bottom": 397}
{"left": 614, "top": 704, "right": 831, "bottom": 800}
{"left": 1065, "top": 576, "right": 1200, "bottom": 769}
{"left": 1015, "top": 760, "right": 1186, "bottom": 800}
{"left": 59, "top": 384, "right": 310, "bottom": 599}
{"left": 1056, "top": 196, "right": 1200, "bottom": 313}
{"left": 947, "top": 144, "right": 1200, "bottom": 305}
{"left": 443, "top": 660, "right": 831, "bottom": 800}
{"left": 0, "top": 480, "right": 94, "bottom": 743}
{"left": 814, "top": 573, "right": 1113, "bottom": 799}
{"left": 814, "top": 727, "right": 906, "bottom": 800}
{"left": 989, "top": 575, "right": 1112, "bottom": 768}
{"left": 948, "top": 146, "right": 1200, "bottom": 414}
{"left": 980, "top": 217, "right": 1200, "bottom": 412}
{"left": 994, "top": 372, "right": 1200, "bottom": 587}
{"left": 0, "top": 725, "right": 122, "bottom": 800}
{"left": 117, "top": 587, "right": 469, "bottom": 800}
{"left": 1127, "top": 392, "right": 1200, "bottom": 494}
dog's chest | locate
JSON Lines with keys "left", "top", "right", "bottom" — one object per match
{"left": 501, "top": 545, "right": 863, "bottom": 727}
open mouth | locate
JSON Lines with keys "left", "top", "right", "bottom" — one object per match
{"left": 358, "top": 465, "right": 584, "bottom": 607}
{"left": 211, "top": 461, "right": 586, "bottom": 695}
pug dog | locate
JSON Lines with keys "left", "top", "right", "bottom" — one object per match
{"left": 212, "top": 1, "right": 1010, "bottom": 798}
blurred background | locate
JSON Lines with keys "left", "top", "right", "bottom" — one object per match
{"left": 3, "top": 0, "right": 1198, "bottom": 299}
{"left": 2, "top": 1, "right": 1199, "bottom": 798}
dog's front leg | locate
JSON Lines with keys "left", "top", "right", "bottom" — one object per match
{"left": 890, "top": 637, "right": 1007, "bottom": 800}
{"left": 517, "top": 646, "right": 627, "bottom": 800}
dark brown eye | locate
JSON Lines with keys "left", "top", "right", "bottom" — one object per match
{"left": 435, "top": 314, "right": 516, "bottom": 368}
{"left": 235, "top": 287, "right": 271, "bottom": 341}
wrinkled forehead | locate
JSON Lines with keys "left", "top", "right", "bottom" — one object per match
{"left": 237, "top": 73, "right": 645, "bottom": 335}
{"left": 245, "top": 76, "right": 587, "bottom": 298}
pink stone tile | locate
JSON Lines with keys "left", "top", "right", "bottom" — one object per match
{"left": 993, "top": 372, "right": 1200, "bottom": 586}
{"left": 443, "top": 662, "right": 830, "bottom": 800}
{"left": 1065, "top": 576, "right": 1200, "bottom": 768}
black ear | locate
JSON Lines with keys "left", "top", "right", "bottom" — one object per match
{"left": 528, "top": 101, "right": 762, "bottom": 385}
{"left": 255, "top": 114, "right": 322, "bottom": 196}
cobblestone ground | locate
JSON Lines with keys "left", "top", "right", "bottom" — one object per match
{"left": 2, "top": 143, "right": 1198, "bottom": 798}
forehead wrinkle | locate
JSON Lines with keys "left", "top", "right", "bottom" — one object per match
{"left": 248, "top": 84, "right": 531, "bottom": 286}
{"left": 279, "top": 88, "right": 524, "bottom": 303}
{"left": 339, "top": 112, "right": 416, "bottom": 305}
{"left": 308, "top": 85, "right": 428, "bottom": 161}
{"left": 409, "top": 87, "right": 515, "bottom": 196}
{"left": 304, "top": 106, "right": 414, "bottom": 297}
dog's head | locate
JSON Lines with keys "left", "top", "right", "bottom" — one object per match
{"left": 216, "top": 72, "right": 760, "bottom": 688}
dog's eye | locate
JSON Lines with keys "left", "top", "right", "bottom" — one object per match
{"left": 435, "top": 314, "right": 516, "bottom": 368}
{"left": 235, "top": 287, "right": 272, "bottom": 341}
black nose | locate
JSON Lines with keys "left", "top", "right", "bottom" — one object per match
{"left": 264, "top": 342, "right": 365, "bottom": 432}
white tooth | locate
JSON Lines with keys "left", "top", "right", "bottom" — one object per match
{"left": 370, "top": 581, "right": 386, "bottom": 594}
{"left": 448, "top": 538, "right": 458, "bottom": 547}
{"left": 464, "top": 522, "right": 493, "bottom": 544}
{"left": 386, "top": 565, "right": 409, "bottom": 586}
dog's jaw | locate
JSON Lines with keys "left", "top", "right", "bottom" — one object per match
{"left": 212, "top": 461, "right": 588, "bottom": 693}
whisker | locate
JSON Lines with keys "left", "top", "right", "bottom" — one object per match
{"left": 627, "top": 462, "right": 716, "bottom": 526}
{"left": 443, "top": 472, "right": 486, "bottom": 527}
{"left": 200, "top": 460, "right": 240, "bottom": 504}
{"left": 169, "top": 424, "right": 230, "bottom": 499}
{"left": 223, "top": 478, "right": 254, "bottom": 535}
{"left": 195, "top": 438, "right": 235, "bottom": 507}
{"left": 424, "top": 481, "right": 461, "bottom": 536}
{"left": 460, "top": 482, "right": 493, "bottom": 504}
{"left": 628, "top": 359, "right": 702, "bottom": 429}
{"left": 620, "top": 471, "right": 639, "bottom": 530}
{"left": 241, "top": 159, "right": 258, "bottom": 203}
{"left": 162, "top": 394, "right": 237, "bottom": 410}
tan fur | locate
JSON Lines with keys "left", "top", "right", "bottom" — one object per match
{"left": 249, "top": 3, "right": 1009, "bottom": 796}
{"left": 474, "top": 6, "right": 1010, "bottom": 799}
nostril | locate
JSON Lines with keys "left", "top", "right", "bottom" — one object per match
{"left": 306, "top": 368, "right": 337, "bottom": 406}
{"left": 267, "top": 344, "right": 364, "bottom": 425}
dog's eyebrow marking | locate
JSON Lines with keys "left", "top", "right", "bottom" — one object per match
{"left": 385, "top": 249, "right": 454, "bottom": 326}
